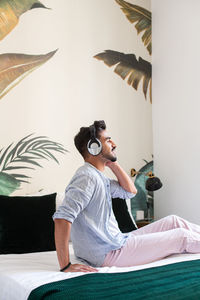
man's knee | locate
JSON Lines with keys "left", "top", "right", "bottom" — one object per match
{"left": 165, "top": 214, "right": 180, "bottom": 223}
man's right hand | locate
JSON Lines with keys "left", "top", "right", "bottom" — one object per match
{"left": 54, "top": 220, "right": 98, "bottom": 274}
{"left": 64, "top": 263, "right": 98, "bottom": 273}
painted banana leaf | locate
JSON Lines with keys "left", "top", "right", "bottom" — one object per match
{"left": 0, "top": 50, "right": 57, "bottom": 100}
{"left": 0, "top": 134, "right": 68, "bottom": 195}
{"left": 94, "top": 50, "right": 152, "bottom": 102}
{"left": 131, "top": 160, "right": 153, "bottom": 220}
{"left": 0, "top": 0, "right": 48, "bottom": 41}
{"left": 115, "top": 0, "right": 152, "bottom": 55}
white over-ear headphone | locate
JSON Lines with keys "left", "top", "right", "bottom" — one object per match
{"left": 87, "top": 124, "right": 102, "bottom": 156}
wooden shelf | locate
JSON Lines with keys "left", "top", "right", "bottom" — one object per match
{"left": 136, "top": 220, "right": 153, "bottom": 228}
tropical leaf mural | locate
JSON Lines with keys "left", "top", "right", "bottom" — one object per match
{"left": 0, "top": 0, "right": 56, "bottom": 100}
{"left": 94, "top": 50, "right": 151, "bottom": 101}
{"left": 0, "top": 134, "right": 68, "bottom": 195}
{"left": 115, "top": 0, "right": 151, "bottom": 55}
{"left": 94, "top": 0, "right": 152, "bottom": 102}
{"left": 0, "top": 50, "right": 57, "bottom": 100}
{"left": 0, "top": 0, "right": 48, "bottom": 41}
{"left": 0, "top": 2, "right": 63, "bottom": 195}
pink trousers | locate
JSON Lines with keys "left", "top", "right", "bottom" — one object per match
{"left": 102, "top": 215, "right": 200, "bottom": 267}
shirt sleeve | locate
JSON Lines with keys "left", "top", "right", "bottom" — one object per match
{"left": 109, "top": 179, "right": 136, "bottom": 199}
{"left": 53, "top": 174, "right": 95, "bottom": 223}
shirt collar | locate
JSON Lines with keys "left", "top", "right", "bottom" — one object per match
{"left": 84, "top": 162, "right": 107, "bottom": 180}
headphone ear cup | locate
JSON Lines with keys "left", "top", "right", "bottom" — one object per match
{"left": 87, "top": 138, "right": 102, "bottom": 156}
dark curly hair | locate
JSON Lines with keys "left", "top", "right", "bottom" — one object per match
{"left": 74, "top": 120, "right": 106, "bottom": 158}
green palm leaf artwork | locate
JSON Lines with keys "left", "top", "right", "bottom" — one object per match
{"left": 0, "top": 134, "right": 68, "bottom": 195}
{"left": 0, "top": 50, "right": 57, "bottom": 100}
{"left": 0, "top": 172, "right": 20, "bottom": 196}
{"left": 115, "top": 0, "right": 152, "bottom": 55}
{"left": 94, "top": 50, "right": 152, "bottom": 102}
{"left": 0, "top": 0, "right": 48, "bottom": 41}
{"left": 131, "top": 160, "right": 153, "bottom": 220}
{"left": 94, "top": 0, "right": 152, "bottom": 102}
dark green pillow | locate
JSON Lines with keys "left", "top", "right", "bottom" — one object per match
{"left": 0, "top": 193, "right": 56, "bottom": 254}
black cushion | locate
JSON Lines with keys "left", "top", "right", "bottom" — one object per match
{"left": 112, "top": 198, "right": 137, "bottom": 233}
{"left": 0, "top": 193, "right": 56, "bottom": 254}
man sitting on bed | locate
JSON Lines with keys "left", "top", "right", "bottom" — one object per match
{"left": 53, "top": 120, "right": 200, "bottom": 273}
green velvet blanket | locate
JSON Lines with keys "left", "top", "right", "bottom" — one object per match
{"left": 28, "top": 259, "right": 200, "bottom": 300}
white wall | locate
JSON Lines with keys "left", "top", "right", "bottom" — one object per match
{"left": 0, "top": 0, "right": 152, "bottom": 195}
{"left": 152, "top": 0, "right": 200, "bottom": 223}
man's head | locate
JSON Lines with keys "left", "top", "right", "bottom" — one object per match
{"left": 74, "top": 120, "right": 117, "bottom": 162}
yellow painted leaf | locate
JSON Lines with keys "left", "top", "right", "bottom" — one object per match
{"left": 0, "top": 0, "right": 48, "bottom": 41}
{"left": 115, "top": 0, "right": 152, "bottom": 55}
{"left": 0, "top": 50, "right": 57, "bottom": 100}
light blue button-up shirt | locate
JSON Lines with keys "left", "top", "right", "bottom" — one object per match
{"left": 53, "top": 162, "right": 135, "bottom": 267}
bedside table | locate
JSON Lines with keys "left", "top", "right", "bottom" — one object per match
{"left": 136, "top": 220, "right": 153, "bottom": 228}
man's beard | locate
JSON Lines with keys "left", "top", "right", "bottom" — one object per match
{"left": 101, "top": 151, "right": 117, "bottom": 162}
{"left": 109, "top": 155, "right": 117, "bottom": 162}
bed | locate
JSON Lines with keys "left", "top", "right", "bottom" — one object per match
{"left": 1, "top": 193, "right": 200, "bottom": 299}
{"left": 1, "top": 248, "right": 200, "bottom": 299}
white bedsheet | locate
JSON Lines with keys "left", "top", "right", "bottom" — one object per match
{"left": 1, "top": 243, "right": 200, "bottom": 300}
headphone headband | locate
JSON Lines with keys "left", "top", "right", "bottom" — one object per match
{"left": 89, "top": 125, "right": 96, "bottom": 140}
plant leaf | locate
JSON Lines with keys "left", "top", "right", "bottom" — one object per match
{"left": 94, "top": 50, "right": 152, "bottom": 102}
{"left": 10, "top": 174, "right": 30, "bottom": 179}
{"left": 31, "top": 140, "right": 57, "bottom": 149}
{"left": 115, "top": 0, "right": 152, "bottom": 55}
{"left": 13, "top": 157, "right": 43, "bottom": 167}
{"left": 16, "top": 135, "right": 49, "bottom": 154}
{"left": 0, "top": 0, "right": 48, "bottom": 41}
{"left": 30, "top": 2, "right": 49, "bottom": 11}
{"left": 27, "top": 150, "right": 49, "bottom": 160}
{"left": 0, "top": 172, "right": 20, "bottom": 195}
{"left": 0, "top": 50, "right": 57, "bottom": 100}
{"left": 16, "top": 136, "right": 47, "bottom": 156}
{"left": 40, "top": 149, "right": 59, "bottom": 164}
{"left": 0, "top": 134, "right": 68, "bottom": 191}
{"left": 0, "top": 143, "right": 13, "bottom": 167}
{"left": 11, "top": 133, "right": 34, "bottom": 160}
{"left": 3, "top": 166, "right": 34, "bottom": 171}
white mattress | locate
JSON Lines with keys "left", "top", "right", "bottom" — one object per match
{"left": 1, "top": 243, "right": 200, "bottom": 300}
